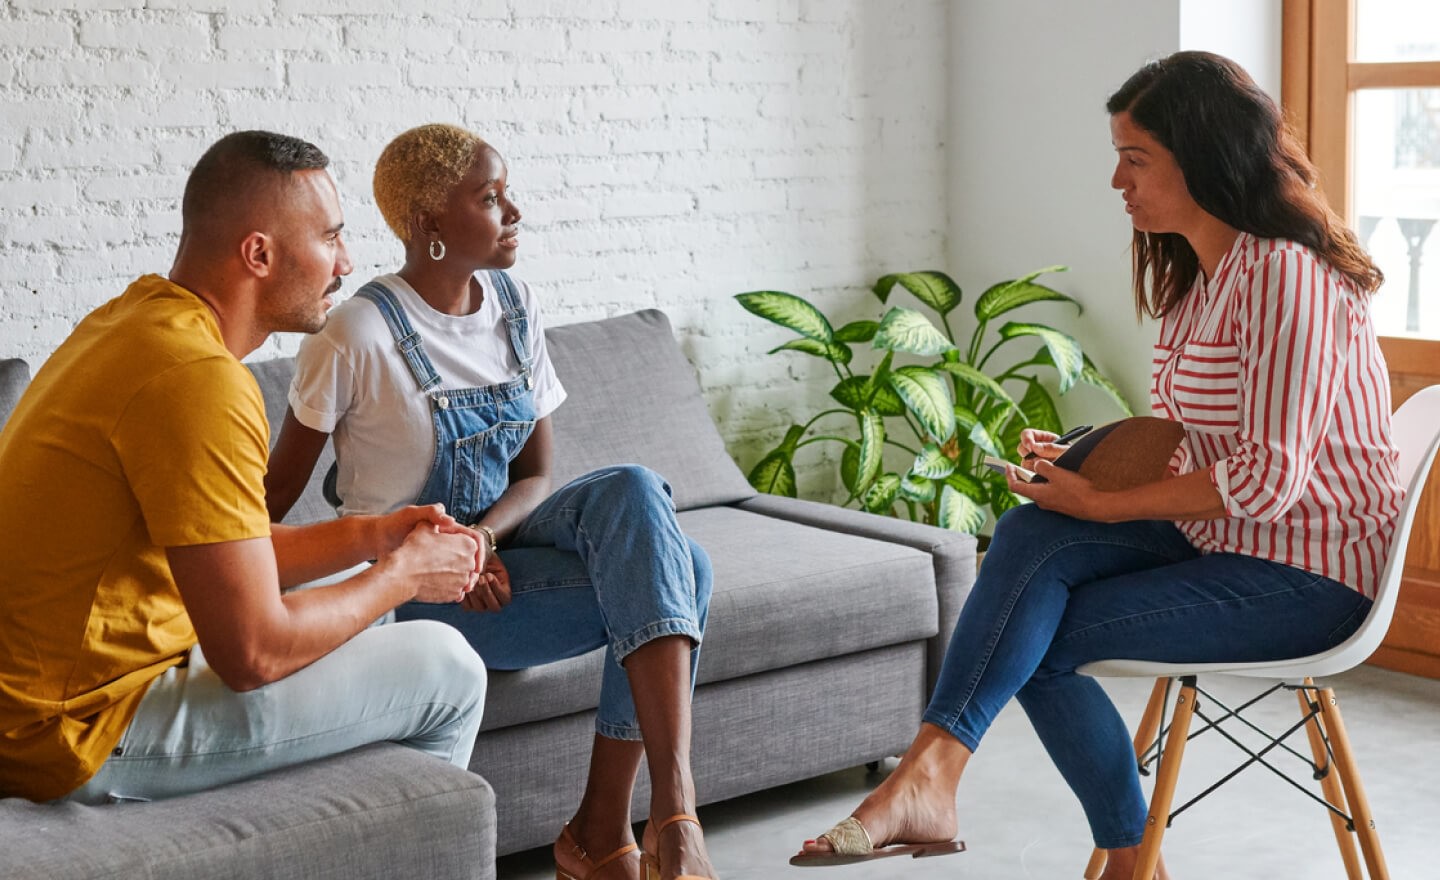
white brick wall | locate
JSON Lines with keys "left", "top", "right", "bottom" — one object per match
{"left": 0, "top": 0, "right": 949, "bottom": 492}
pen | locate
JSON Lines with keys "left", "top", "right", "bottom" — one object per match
{"left": 1053, "top": 424, "right": 1094, "bottom": 445}
{"left": 1023, "top": 424, "right": 1093, "bottom": 461}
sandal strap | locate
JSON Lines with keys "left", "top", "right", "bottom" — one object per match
{"left": 818, "top": 816, "right": 874, "bottom": 857}
{"left": 587, "top": 842, "right": 639, "bottom": 876}
{"left": 654, "top": 813, "right": 701, "bottom": 834}
{"left": 556, "top": 824, "right": 638, "bottom": 880}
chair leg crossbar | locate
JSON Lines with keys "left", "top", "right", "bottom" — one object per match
{"left": 1083, "top": 676, "right": 1389, "bottom": 880}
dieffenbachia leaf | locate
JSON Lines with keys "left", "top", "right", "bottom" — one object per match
{"left": 862, "top": 472, "right": 901, "bottom": 513}
{"left": 938, "top": 484, "right": 986, "bottom": 534}
{"left": 735, "top": 291, "right": 834, "bottom": 342}
{"left": 831, "top": 376, "right": 907, "bottom": 416}
{"left": 834, "top": 320, "right": 880, "bottom": 343}
{"left": 855, "top": 409, "right": 885, "bottom": 492}
{"left": 770, "top": 337, "right": 852, "bottom": 365}
{"left": 889, "top": 366, "right": 955, "bottom": 441}
{"left": 747, "top": 449, "right": 796, "bottom": 497}
{"left": 909, "top": 443, "right": 956, "bottom": 480}
{"left": 998, "top": 322, "right": 1083, "bottom": 393}
{"left": 873, "top": 307, "right": 956, "bottom": 357}
{"left": 873, "top": 270, "right": 963, "bottom": 315}
{"left": 974, "top": 266, "right": 1076, "bottom": 321}
{"left": 937, "top": 361, "right": 1020, "bottom": 414}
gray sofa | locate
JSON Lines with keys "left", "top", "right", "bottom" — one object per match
{"left": 0, "top": 308, "right": 975, "bottom": 877}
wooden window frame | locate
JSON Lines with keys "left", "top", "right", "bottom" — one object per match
{"left": 1284, "top": 0, "right": 1440, "bottom": 679}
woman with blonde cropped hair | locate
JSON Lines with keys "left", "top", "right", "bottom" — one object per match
{"left": 266, "top": 123, "right": 718, "bottom": 880}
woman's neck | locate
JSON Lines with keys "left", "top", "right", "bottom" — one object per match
{"left": 397, "top": 258, "right": 483, "bottom": 316}
{"left": 1186, "top": 215, "right": 1242, "bottom": 282}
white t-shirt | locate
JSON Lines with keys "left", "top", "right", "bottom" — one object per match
{"left": 288, "top": 272, "right": 566, "bottom": 517}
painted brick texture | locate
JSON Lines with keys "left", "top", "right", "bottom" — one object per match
{"left": 0, "top": 0, "right": 949, "bottom": 490}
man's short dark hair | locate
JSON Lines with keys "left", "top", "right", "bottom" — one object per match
{"left": 181, "top": 131, "right": 330, "bottom": 231}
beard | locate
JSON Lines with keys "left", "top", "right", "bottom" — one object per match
{"left": 269, "top": 276, "right": 338, "bottom": 335}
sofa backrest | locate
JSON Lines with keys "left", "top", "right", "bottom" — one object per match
{"left": 246, "top": 358, "right": 340, "bottom": 526}
{"left": 543, "top": 309, "right": 754, "bottom": 511}
{"left": 0, "top": 359, "right": 29, "bottom": 427}
{"left": 0, "top": 310, "right": 754, "bottom": 523}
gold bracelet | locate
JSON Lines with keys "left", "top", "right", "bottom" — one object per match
{"left": 475, "top": 524, "right": 498, "bottom": 555}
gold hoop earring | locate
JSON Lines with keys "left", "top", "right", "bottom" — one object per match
{"left": 429, "top": 240, "right": 445, "bottom": 261}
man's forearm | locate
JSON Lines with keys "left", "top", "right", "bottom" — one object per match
{"left": 271, "top": 516, "right": 379, "bottom": 588}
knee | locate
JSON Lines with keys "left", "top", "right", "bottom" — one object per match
{"left": 990, "top": 502, "right": 1063, "bottom": 547}
{"left": 388, "top": 620, "right": 488, "bottom": 708}
{"left": 593, "top": 464, "right": 674, "bottom": 508}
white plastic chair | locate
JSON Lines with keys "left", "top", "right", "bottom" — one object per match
{"left": 1079, "top": 385, "right": 1440, "bottom": 880}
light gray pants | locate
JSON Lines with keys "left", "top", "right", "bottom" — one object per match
{"left": 64, "top": 618, "right": 487, "bottom": 805}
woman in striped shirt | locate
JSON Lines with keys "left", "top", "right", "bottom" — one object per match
{"left": 793, "top": 52, "right": 1402, "bottom": 878}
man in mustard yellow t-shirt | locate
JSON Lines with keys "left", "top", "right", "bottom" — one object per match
{"left": 0, "top": 132, "right": 488, "bottom": 803}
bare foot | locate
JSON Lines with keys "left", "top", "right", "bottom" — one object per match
{"left": 797, "top": 761, "right": 958, "bottom": 856}
{"left": 643, "top": 814, "right": 717, "bottom": 880}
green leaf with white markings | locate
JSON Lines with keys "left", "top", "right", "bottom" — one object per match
{"left": 873, "top": 308, "right": 956, "bottom": 356}
{"left": 998, "top": 323, "right": 1083, "bottom": 393}
{"left": 909, "top": 443, "right": 956, "bottom": 479}
{"left": 855, "top": 409, "right": 885, "bottom": 492}
{"left": 747, "top": 449, "right": 796, "bottom": 497}
{"left": 899, "top": 474, "right": 937, "bottom": 502}
{"left": 974, "top": 266, "right": 1078, "bottom": 321}
{"left": 889, "top": 366, "right": 955, "bottom": 441}
{"left": 862, "top": 472, "right": 902, "bottom": 514}
{"left": 770, "top": 337, "right": 852, "bottom": 365}
{"left": 938, "top": 485, "right": 986, "bottom": 534}
{"left": 735, "top": 291, "right": 834, "bottom": 341}
{"left": 937, "top": 361, "right": 1019, "bottom": 414}
{"left": 873, "top": 270, "right": 963, "bottom": 315}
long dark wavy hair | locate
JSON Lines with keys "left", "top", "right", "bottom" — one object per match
{"left": 1107, "top": 51, "right": 1383, "bottom": 318}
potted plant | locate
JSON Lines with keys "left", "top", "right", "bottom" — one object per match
{"left": 736, "top": 267, "right": 1132, "bottom": 535}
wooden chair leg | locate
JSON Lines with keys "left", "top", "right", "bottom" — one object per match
{"left": 1085, "top": 678, "right": 1170, "bottom": 880}
{"left": 1131, "top": 678, "right": 1197, "bottom": 880}
{"left": 1297, "top": 679, "right": 1363, "bottom": 880}
{"left": 1317, "top": 687, "right": 1390, "bottom": 880}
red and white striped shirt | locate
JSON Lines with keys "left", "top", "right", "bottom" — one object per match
{"left": 1151, "top": 232, "right": 1402, "bottom": 598}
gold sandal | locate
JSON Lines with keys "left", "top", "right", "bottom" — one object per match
{"left": 788, "top": 815, "right": 964, "bottom": 867}
{"left": 554, "top": 822, "right": 640, "bottom": 880}
{"left": 640, "top": 813, "right": 716, "bottom": 880}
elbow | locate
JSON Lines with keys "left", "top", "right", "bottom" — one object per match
{"left": 207, "top": 644, "right": 287, "bottom": 693}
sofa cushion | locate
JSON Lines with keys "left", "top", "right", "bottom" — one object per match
{"left": 0, "top": 358, "right": 30, "bottom": 428}
{"left": 246, "top": 357, "right": 338, "bottom": 526}
{"left": 477, "top": 505, "right": 938, "bottom": 731}
{"left": 0, "top": 743, "right": 494, "bottom": 880}
{"left": 545, "top": 310, "right": 755, "bottom": 512}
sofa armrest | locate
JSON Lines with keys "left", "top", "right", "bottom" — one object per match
{"left": 734, "top": 494, "right": 975, "bottom": 695}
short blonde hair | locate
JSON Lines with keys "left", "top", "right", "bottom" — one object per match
{"left": 373, "top": 123, "right": 485, "bottom": 243}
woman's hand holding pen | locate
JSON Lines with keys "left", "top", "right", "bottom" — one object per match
{"left": 1018, "top": 424, "right": 1091, "bottom": 465}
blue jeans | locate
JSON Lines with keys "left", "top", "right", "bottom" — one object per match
{"left": 398, "top": 465, "right": 712, "bottom": 741}
{"left": 64, "top": 620, "right": 486, "bottom": 805}
{"left": 922, "top": 504, "right": 1373, "bottom": 849}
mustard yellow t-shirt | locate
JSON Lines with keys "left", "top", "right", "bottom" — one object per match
{"left": 0, "top": 275, "right": 272, "bottom": 801}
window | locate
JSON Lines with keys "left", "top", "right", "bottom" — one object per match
{"left": 1286, "top": 0, "right": 1440, "bottom": 681}
{"left": 1284, "top": 0, "right": 1440, "bottom": 342}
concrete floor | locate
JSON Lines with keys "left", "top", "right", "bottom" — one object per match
{"left": 497, "top": 664, "right": 1440, "bottom": 879}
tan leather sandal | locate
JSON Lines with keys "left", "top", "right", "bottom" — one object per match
{"left": 788, "top": 815, "right": 965, "bottom": 867}
{"left": 554, "top": 822, "right": 640, "bottom": 880}
{"left": 640, "top": 813, "right": 716, "bottom": 880}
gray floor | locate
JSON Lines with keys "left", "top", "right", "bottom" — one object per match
{"left": 497, "top": 665, "right": 1440, "bottom": 879}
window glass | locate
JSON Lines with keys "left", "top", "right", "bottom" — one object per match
{"left": 1354, "top": 88, "right": 1440, "bottom": 338}
{"left": 1355, "top": 0, "right": 1440, "bottom": 62}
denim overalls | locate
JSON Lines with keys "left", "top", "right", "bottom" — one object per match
{"left": 363, "top": 272, "right": 713, "bottom": 742}
{"left": 352, "top": 271, "right": 535, "bottom": 524}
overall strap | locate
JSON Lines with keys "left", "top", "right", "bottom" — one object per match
{"left": 355, "top": 281, "right": 442, "bottom": 393}
{"left": 487, "top": 270, "right": 534, "bottom": 389}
